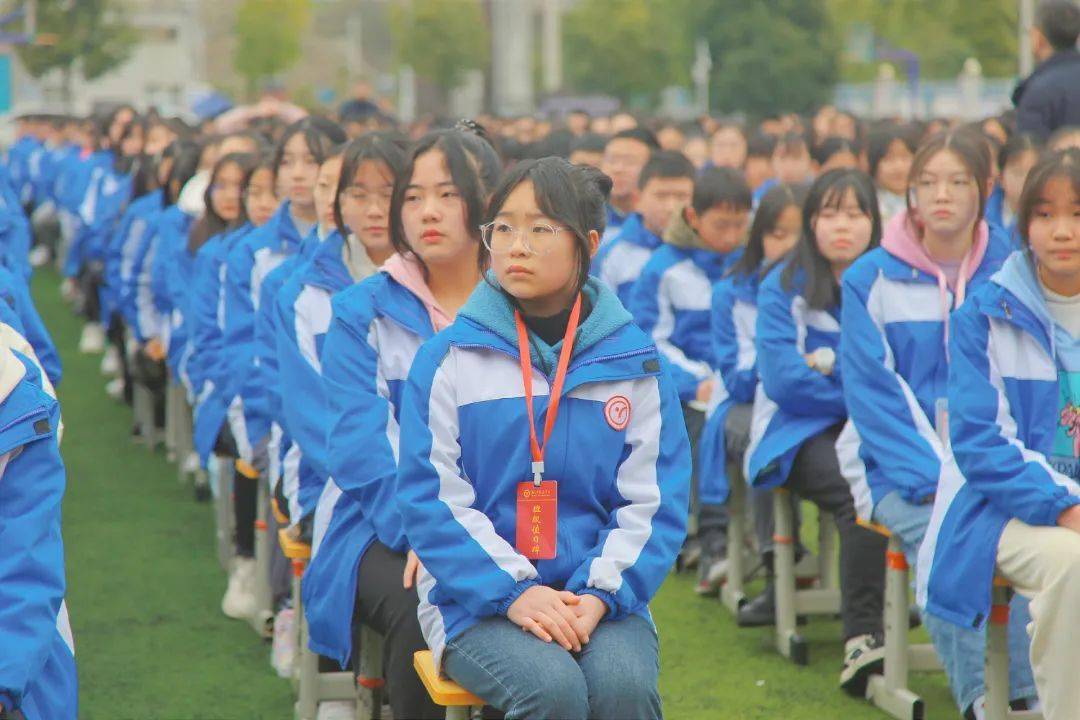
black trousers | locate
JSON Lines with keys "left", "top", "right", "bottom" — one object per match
{"left": 215, "top": 426, "right": 256, "bottom": 559}
{"left": 355, "top": 541, "right": 443, "bottom": 720}
{"left": 785, "top": 424, "right": 885, "bottom": 641}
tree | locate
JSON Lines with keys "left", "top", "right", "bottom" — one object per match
{"left": 16, "top": 0, "right": 137, "bottom": 109}
{"left": 828, "top": 0, "right": 1018, "bottom": 81}
{"left": 389, "top": 0, "right": 489, "bottom": 103}
{"left": 699, "top": 0, "right": 840, "bottom": 118}
{"left": 233, "top": 0, "right": 311, "bottom": 99}
{"left": 563, "top": 0, "right": 692, "bottom": 108}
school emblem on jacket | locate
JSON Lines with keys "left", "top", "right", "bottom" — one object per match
{"left": 604, "top": 395, "right": 631, "bottom": 430}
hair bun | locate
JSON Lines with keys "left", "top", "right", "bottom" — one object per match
{"left": 578, "top": 164, "right": 614, "bottom": 201}
{"left": 454, "top": 118, "right": 490, "bottom": 143}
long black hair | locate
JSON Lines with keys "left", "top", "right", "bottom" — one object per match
{"left": 781, "top": 168, "right": 881, "bottom": 310}
{"left": 188, "top": 152, "right": 257, "bottom": 254}
{"left": 388, "top": 128, "right": 501, "bottom": 277}
{"left": 483, "top": 157, "right": 613, "bottom": 293}
{"left": 163, "top": 139, "right": 203, "bottom": 207}
{"left": 333, "top": 131, "right": 409, "bottom": 237}
{"left": 729, "top": 182, "right": 808, "bottom": 280}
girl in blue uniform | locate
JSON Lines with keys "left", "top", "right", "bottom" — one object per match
{"left": 922, "top": 149, "right": 1080, "bottom": 720}
{"left": 742, "top": 168, "right": 887, "bottom": 693}
{"left": 305, "top": 127, "right": 499, "bottom": 719}
{"left": 396, "top": 156, "right": 691, "bottom": 719}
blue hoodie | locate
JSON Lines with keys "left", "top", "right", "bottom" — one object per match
{"left": 743, "top": 264, "right": 845, "bottom": 490}
{"left": 918, "top": 251, "right": 1080, "bottom": 630}
{"left": 0, "top": 347, "right": 76, "bottom": 720}
{"left": 302, "top": 266, "right": 437, "bottom": 665}
{"left": 697, "top": 270, "right": 761, "bottom": 504}
{"left": 591, "top": 213, "right": 662, "bottom": 309}
{"left": 396, "top": 277, "right": 690, "bottom": 669}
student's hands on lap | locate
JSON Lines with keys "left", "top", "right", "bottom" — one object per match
{"left": 570, "top": 593, "right": 608, "bottom": 644}
{"left": 1057, "top": 505, "right": 1080, "bottom": 534}
{"left": 507, "top": 586, "right": 584, "bottom": 652}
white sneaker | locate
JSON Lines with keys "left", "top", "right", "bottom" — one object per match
{"left": 100, "top": 346, "right": 121, "bottom": 376}
{"left": 78, "top": 323, "right": 106, "bottom": 354}
{"left": 183, "top": 452, "right": 200, "bottom": 475}
{"left": 316, "top": 701, "right": 356, "bottom": 720}
{"left": 221, "top": 557, "right": 257, "bottom": 619}
{"left": 105, "top": 378, "right": 125, "bottom": 401}
{"left": 29, "top": 245, "right": 50, "bottom": 268}
{"left": 271, "top": 608, "right": 297, "bottom": 678}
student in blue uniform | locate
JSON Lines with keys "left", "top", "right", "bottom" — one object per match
{"left": 867, "top": 122, "right": 917, "bottom": 225}
{"left": 597, "top": 127, "right": 659, "bottom": 244}
{"left": 840, "top": 128, "right": 1037, "bottom": 717}
{"left": 986, "top": 133, "right": 1042, "bottom": 247}
{"left": 0, "top": 340, "right": 76, "bottom": 720}
{"left": 742, "top": 168, "right": 887, "bottom": 694}
{"left": 922, "top": 149, "right": 1080, "bottom": 720}
{"left": 697, "top": 182, "right": 806, "bottom": 601}
{"left": 592, "top": 150, "right": 695, "bottom": 309}
{"left": 397, "top": 156, "right": 690, "bottom": 719}
{"left": 628, "top": 166, "right": 751, "bottom": 593}
{"left": 304, "top": 127, "right": 500, "bottom": 720}
{"left": 274, "top": 133, "right": 405, "bottom": 528}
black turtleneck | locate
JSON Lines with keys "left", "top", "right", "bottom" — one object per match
{"left": 520, "top": 293, "right": 594, "bottom": 347}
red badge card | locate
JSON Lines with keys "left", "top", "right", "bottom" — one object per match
{"left": 516, "top": 481, "right": 558, "bottom": 560}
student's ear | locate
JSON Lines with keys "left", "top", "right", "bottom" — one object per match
{"left": 587, "top": 229, "right": 600, "bottom": 258}
{"left": 683, "top": 205, "right": 699, "bottom": 231}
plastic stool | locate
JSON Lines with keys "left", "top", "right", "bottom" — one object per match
{"left": 414, "top": 650, "right": 484, "bottom": 720}
{"left": 986, "top": 579, "right": 1043, "bottom": 720}
{"left": 278, "top": 530, "right": 364, "bottom": 720}
{"left": 248, "top": 468, "right": 274, "bottom": 638}
{"left": 772, "top": 487, "right": 840, "bottom": 664}
{"left": 214, "top": 455, "right": 236, "bottom": 571}
{"left": 132, "top": 379, "right": 161, "bottom": 451}
{"left": 857, "top": 520, "right": 942, "bottom": 720}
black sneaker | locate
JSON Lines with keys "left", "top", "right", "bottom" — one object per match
{"left": 736, "top": 580, "right": 776, "bottom": 627}
{"left": 839, "top": 633, "right": 886, "bottom": 697}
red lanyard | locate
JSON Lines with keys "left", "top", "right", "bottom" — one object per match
{"left": 514, "top": 294, "right": 582, "bottom": 486}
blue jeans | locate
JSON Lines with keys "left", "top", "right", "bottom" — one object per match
{"left": 874, "top": 491, "right": 1037, "bottom": 711}
{"left": 443, "top": 613, "right": 662, "bottom": 720}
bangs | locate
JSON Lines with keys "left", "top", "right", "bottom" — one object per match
{"left": 818, "top": 176, "right": 874, "bottom": 217}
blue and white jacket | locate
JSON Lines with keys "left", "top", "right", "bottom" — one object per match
{"left": 838, "top": 219, "right": 1012, "bottom": 519}
{"left": 397, "top": 277, "right": 690, "bottom": 668}
{"left": 743, "top": 264, "right": 845, "bottom": 489}
{"left": 104, "top": 189, "right": 163, "bottom": 326}
{"left": 222, "top": 202, "right": 303, "bottom": 464}
{"left": 985, "top": 185, "right": 1021, "bottom": 249}
{"left": 918, "top": 252, "right": 1080, "bottom": 630}
{"left": 591, "top": 213, "right": 662, "bottom": 309}
{"left": 628, "top": 217, "right": 741, "bottom": 400}
{"left": 148, "top": 206, "right": 197, "bottom": 389}
{"left": 275, "top": 231, "right": 370, "bottom": 522}
{"left": 302, "top": 262, "right": 436, "bottom": 665}
{"left": 0, "top": 346, "right": 76, "bottom": 720}
{"left": 189, "top": 225, "right": 254, "bottom": 464}
{"left": 697, "top": 270, "right": 760, "bottom": 504}
{"left": 0, "top": 266, "right": 61, "bottom": 388}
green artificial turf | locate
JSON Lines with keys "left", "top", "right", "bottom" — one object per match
{"left": 32, "top": 266, "right": 959, "bottom": 719}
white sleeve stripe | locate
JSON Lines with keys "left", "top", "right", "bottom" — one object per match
{"left": 428, "top": 353, "right": 538, "bottom": 583}
{"left": 587, "top": 376, "right": 662, "bottom": 593}
{"left": 295, "top": 286, "right": 333, "bottom": 373}
{"left": 652, "top": 278, "right": 711, "bottom": 380}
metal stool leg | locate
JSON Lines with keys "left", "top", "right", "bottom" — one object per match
{"left": 986, "top": 584, "right": 1012, "bottom": 720}
{"left": 722, "top": 461, "right": 748, "bottom": 613}
{"left": 773, "top": 488, "right": 807, "bottom": 664}
{"left": 250, "top": 479, "right": 274, "bottom": 638}
{"left": 215, "top": 456, "right": 236, "bottom": 570}
{"left": 867, "top": 534, "right": 925, "bottom": 719}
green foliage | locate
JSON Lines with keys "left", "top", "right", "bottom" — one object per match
{"left": 700, "top": 0, "right": 840, "bottom": 118}
{"left": 563, "top": 0, "right": 837, "bottom": 116}
{"left": 563, "top": 0, "right": 692, "bottom": 107}
{"left": 829, "top": 0, "right": 1019, "bottom": 81}
{"left": 233, "top": 0, "right": 311, "bottom": 97}
{"left": 16, "top": 0, "right": 137, "bottom": 82}
{"left": 389, "top": 0, "right": 489, "bottom": 95}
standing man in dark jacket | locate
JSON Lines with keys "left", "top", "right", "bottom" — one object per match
{"left": 1013, "top": 0, "right": 1080, "bottom": 140}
